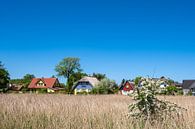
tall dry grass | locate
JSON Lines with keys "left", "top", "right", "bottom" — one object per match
{"left": 0, "top": 94, "right": 195, "bottom": 129}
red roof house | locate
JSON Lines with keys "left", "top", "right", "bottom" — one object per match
{"left": 119, "top": 80, "right": 134, "bottom": 95}
{"left": 28, "top": 78, "right": 62, "bottom": 92}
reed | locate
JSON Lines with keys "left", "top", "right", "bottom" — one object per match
{"left": 0, "top": 94, "right": 194, "bottom": 129}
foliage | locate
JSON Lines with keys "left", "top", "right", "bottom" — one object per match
{"left": 167, "top": 78, "right": 175, "bottom": 85}
{"left": 134, "top": 76, "right": 142, "bottom": 86}
{"left": 92, "top": 73, "right": 106, "bottom": 81}
{"left": 10, "top": 74, "right": 35, "bottom": 91}
{"left": 35, "top": 89, "right": 47, "bottom": 93}
{"left": 129, "top": 77, "right": 186, "bottom": 124}
{"left": 160, "top": 86, "right": 182, "bottom": 95}
{"left": 177, "top": 88, "right": 183, "bottom": 95}
{"left": 92, "top": 78, "right": 118, "bottom": 94}
{"left": 55, "top": 57, "right": 81, "bottom": 92}
{"left": 0, "top": 62, "right": 10, "bottom": 90}
{"left": 68, "top": 72, "right": 87, "bottom": 90}
{"left": 23, "top": 74, "right": 35, "bottom": 88}
{"left": 165, "top": 86, "right": 178, "bottom": 95}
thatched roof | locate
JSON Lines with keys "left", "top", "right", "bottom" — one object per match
{"left": 78, "top": 76, "right": 100, "bottom": 87}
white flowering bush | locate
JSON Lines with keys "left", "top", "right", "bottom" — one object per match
{"left": 129, "top": 77, "right": 185, "bottom": 124}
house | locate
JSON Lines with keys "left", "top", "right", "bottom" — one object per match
{"left": 182, "top": 80, "right": 195, "bottom": 95}
{"left": 9, "top": 84, "right": 23, "bottom": 93}
{"left": 119, "top": 80, "right": 134, "bottom": 95}
{"left": 174, "top": 82, "right": 182, "bottom": 88}
{"left": 72, "top": 76, "right": 100, "bottom": 95}
{"left": 152, "top": 77, "right": 169, "bottom": 88}
{"left": 28, "top": 77, "right": 62, "bottom": 93}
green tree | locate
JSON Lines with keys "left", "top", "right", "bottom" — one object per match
{"left": 68, "top": 72, "right": 87, "bottom": 89}
{"left": 0, "top": 62, "right": 10, "bottom": 91}
{"left": 10, "top": 74, "right": 35, "bottom": 91}
{"left": 93, "top": 78, "right": 117, "bottom": 94}
{"left": 166, "top": 86, "right": 178, "bottom": 95}
{"left": 167, "top": 78, "right": 175, "bottom": 85}
{"left": 134, "top": 76, "right": 142, "bottom": 85}
{"left": 55, "top": 57, "right": 81, "bottom": 92}
{"left": 23, "top": 74, "right": 35, "bottom": 88}
{"left": 92, "top": 73, "right": 106, "bottom": 81}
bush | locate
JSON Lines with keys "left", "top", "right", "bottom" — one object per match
{"left": 94, "top": 78, "right": 117, "bottom": 94}
{"left": 166, "top": 86, "right": 178, "bottom": 95}
{"left": 129, "top": 77, "right": 186, "bottom": 125}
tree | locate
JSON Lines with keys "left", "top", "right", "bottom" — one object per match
{"left": 23, "top": 74, "right": 35, "bottom": 81}
{"left": 166, "top": 86, "right": 178, "bottom": 95}
{"left": 55, "top": 57, "right": 81, "bottom": 92}
{"left": 23, "top": 74, "right": 35, "bottom": 88}
{"left": 10, "top": 74, "right": 35, "bottom": 91}
{"left": 134, "top": 76, "right": 142, "bottom": 85}
{"left": 0, "top": 62, "right": 10, "bottom": 90}
{"left": 129, "top": 77, "right": 185, "bottom": 125}
{"left": 167, "top": 78, "right": 175, "bottom": 85}
{"left": 92, "top": 73, "right": 106, "bottom": 81}
{"left": 93, "top": 78, "right": 117, "bottom": 94}
{"left": 68, "top": 72, "right": 87, "bottom": 89}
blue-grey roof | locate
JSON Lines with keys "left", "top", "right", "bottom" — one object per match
{"left": 182, "top": 80, "right": 195, "bottom": 89}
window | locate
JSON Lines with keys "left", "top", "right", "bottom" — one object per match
{"left": 37, "top": 81, "right": 45, "bottom": 86}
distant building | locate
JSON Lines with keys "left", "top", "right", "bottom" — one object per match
{"left": 182, "top": 80, "right": 195, "bottom": 95}
{"left": 72, "top": 76, "right": 100, "bottom": 95}
{"left": 9, "top": 84, "right": 23, "bottom": 93}
{"left": 119, "top": 80, "right": 134, "bottom": 95}
{"left": 28, "top": 78, "right": 62, "bottom": 93}
{"left": 152, "top": 77, "right": 169, "bottom": 88}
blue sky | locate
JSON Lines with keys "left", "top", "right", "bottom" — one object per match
{"left": 0, "top": 0, "right": 195, "bottom": 83}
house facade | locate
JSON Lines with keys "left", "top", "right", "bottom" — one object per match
{"left": 72, "top": 76, "right": 99, "bottom": 95}
{"left": 9, "top": 84, "right": 23, "bottom": 93}
{"left": 152, "top": 77, "right": 169, "bottom": 88}
{"left": 119, "top": 81, "right": 134, "bottom": 95}
{"left": 182, "top": 80, "right": 195, "bottom": 95}
{"left": 28, "top": 78, "right": 62, "bottom": 93}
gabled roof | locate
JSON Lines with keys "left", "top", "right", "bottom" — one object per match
{"left": 119, "top": 80, "right": 134, "bottom": 90}
{"left": 28, "top": 78, "right": 58, "bottom": 89}
{"left": 182, "top": 80, "right": 195, "bottom": 89}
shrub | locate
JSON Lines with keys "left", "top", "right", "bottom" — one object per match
{"left": 166, "top": 86, "right": 178, "bottom": 95}
{"left": 94, "top": 78, "right": 117, "bottom": 94}
{"left": 129, "top": 77, "right": 186, "bottom": 125}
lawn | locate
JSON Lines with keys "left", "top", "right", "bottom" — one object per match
{"left": 0, "top": 94, "right": 195, "bottom": 129}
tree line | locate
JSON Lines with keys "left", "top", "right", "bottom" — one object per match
{"left": 0, "top": 57, "right": 182, "bottom": 95}
{"left": 0, "top": 57, "right": 118, "bottom": 94}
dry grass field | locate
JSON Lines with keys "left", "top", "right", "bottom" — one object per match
{"left": 0, "top": 94, "right": 195, "bottom": 129}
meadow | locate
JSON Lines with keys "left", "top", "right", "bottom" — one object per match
{"left": 0, "top": 94, "right": 195, "bottom": 129}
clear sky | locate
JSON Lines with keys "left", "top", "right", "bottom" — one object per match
{"left": 0, "top": 0, "right": 195, "bottom": 83}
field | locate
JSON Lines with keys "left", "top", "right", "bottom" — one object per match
{"left": 0, "top": 94, "right": 195, "bottom": 129}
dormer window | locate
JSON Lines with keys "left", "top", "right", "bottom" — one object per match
{"left": 37, "top": 80, "right": 45, "bottom": 86}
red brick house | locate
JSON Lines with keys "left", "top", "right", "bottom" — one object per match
{"left": 119, "top": 80, "right": 134, "bottom": 95}
{"left": 28, "top": 78, "right": 62, "bottom": 93}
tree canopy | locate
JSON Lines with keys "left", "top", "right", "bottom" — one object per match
{"left": 10, "top": 74, "right": 35, "bottom": 90}
{"left": 0, "top": 62, "right": 10, "bottom": 89}
{"left": 68, "top": 72, "right": 88, "bottom": 89}
{"left": 55, "top": 57, "right": 81, "bottom": 92}
{"left": 92, "top": 73, "right": 106, "bottom": 81}
{"left": 92, "top": 78, "right": 118, "bottom": 94}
